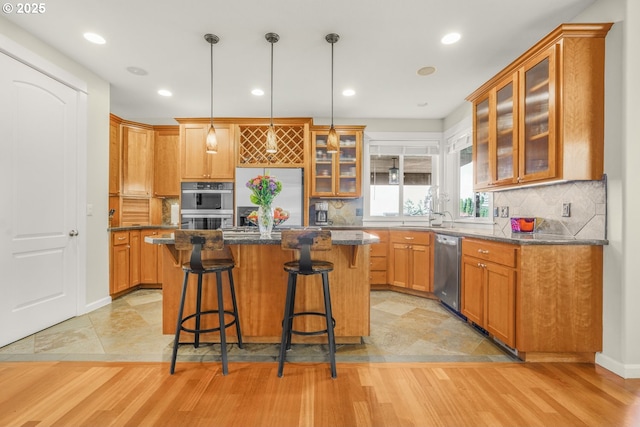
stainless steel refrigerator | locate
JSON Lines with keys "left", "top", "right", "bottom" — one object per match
{"left": 234, "top": 168, "right": 304, "bottom": 227}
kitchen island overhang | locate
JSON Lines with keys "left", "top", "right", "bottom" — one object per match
{"left": 146, "top": 230, "right": 379, "bottom": 344}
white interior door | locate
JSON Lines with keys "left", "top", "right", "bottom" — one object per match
{"left": 0, "top": 52, "right": 80, "bottom": 347}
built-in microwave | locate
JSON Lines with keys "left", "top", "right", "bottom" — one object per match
{"left": 181, "top": 182, "right": 233, "bottom": 229}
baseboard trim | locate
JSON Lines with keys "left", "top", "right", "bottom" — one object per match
{"left": 83, "top": 296, "right": 112, "bottom": 315}
{"left": 596, "top": 353, "right": 640, "bottom": 379}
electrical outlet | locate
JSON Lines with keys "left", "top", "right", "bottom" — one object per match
{"left": 493, "top": 207, "right": 499, "bottom": 217}
{"left": 500, "top": 206, "right": 509, "bottom": 218}
{"left": 562, "top": 202, "right": 571, "bottom": 217}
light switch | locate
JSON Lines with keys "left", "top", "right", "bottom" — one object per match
{"left": 500, "top": 207, "right": 509, "bottom": 218}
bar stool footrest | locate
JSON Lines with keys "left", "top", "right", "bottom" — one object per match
{"left": 180, "top": 310, "right": 239, "bottom": 335}
{"left": 288, "top": 311, "right": 336, "bottom": 337}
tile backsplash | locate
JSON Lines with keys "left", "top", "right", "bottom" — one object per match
{"left": 492, "top": 178, "right": 607, "bottom": 240}
{"left": 309, "top": 198, "right": 364, "bottom": 226}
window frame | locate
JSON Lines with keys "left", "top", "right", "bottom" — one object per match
{"left": 363, "top": 132, "right": 441, "bottom": 224}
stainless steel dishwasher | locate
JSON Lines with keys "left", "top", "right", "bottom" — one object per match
{"left": 433, "top": 234, "right": 463, "bottom": 315}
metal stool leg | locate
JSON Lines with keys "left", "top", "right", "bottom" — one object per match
{"left": 216, "top": 270, "right": 229, "bottom": 376}
{"left": 322, "top": 272, "right": 337, "bottom": 378}
{"left": 286, "top": 274, "right": 298, "bottom": 351}
{"left": 194, "top": 273, "right": 204, "bottom": 348}
{"left": 227, "top": 269, "right": 243, "bottom": 349}
{"left": 170, "top": 271, "right": 190, "bottom": 374}
{"left": 278, "top": 272, "right": 296, "bottom": 377}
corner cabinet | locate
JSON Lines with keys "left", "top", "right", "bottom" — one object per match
{"left": 467, "top": 23, "right": 612, "bottom": 191}
{"left": 178, "top": 120, "right": 234, "bottom": 181}
{"left": 310, "top": 126, "right": 363, "bottom": 198}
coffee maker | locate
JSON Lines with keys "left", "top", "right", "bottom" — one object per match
{"left": 315, "top": 201, "right": 328, "bottom": 226}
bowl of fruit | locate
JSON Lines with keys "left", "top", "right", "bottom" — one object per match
{"left": 247, "top": 207, "right": 290, "bottom": 227}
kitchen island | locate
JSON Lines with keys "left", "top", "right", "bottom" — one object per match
{"left": 146, "top": 230, "right": 379, "bottom": 344}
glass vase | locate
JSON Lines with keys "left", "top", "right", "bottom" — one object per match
{"left": 258, "top": 205, "right": 274, "bottom": 238}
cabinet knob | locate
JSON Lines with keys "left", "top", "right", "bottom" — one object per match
{"left": 477, "top": 262, "right": 487, "bottom": 268}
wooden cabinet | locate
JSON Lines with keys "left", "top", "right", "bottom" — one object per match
{"left": 365, "top": 230, "right": 388, "bottom": 285}
{"left": 110, "top": 229, "right": 141, "bottom": 296}
{"left": 122, "top": 124, "right": 154, "bottom": 197}
{"left": 109, "top": 114, "right": 122, "bottom": 195}
{"left": 140, "top": 229, "right": 161, "bottom": 284}
{"left": 467, "top": 23, "right": 612, "bottom": 190}
{"left": 110, "top": 228, "right": 164, "bottom": 296}
{"left": 389, "top": 231, "right": 432, "bottom": 292}
{"left": 179, "top": 121, "right": 234, "bottom": 181}
{"left": 153, "top": 126, "right": 180, "bottom": 196}
{"left": 310, "top": 126, "right": 363, "bottom": 197}
{"left": 461, "top": 238, "right": 517, "bottom": 348}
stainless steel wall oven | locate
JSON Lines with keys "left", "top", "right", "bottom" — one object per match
{"left": 181, "top": 182, "right": 233, "bottom": 229}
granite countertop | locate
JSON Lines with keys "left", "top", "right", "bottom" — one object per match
{"left": 329, "top": 225, "right": 607, "bottom": 246}
{"left": 109, "top": 224, "right": 178, "bottom": 232}
{"left": 145, "top": 229, "right": 380, "bottom": 246}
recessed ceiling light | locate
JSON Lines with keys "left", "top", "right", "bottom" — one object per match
{"left": 342, "top": 89, "right": 356, "bottom": 97}
{"left": 251, "top": 88, "right": 265, "bottom": 96}
{"left": 158, "top": 89, "right": 172, "bottom": 97}
{"left": 417, "top": 66, "right": 437, "bottom": 76}
{"left": 83, "top": 32, "right": 106, "bottom": 45}
{"left": 126, "top": 66, "right": 148, "bottom": 76}
{"left": 441, "top": 32, "right": 461, "bottom": 45}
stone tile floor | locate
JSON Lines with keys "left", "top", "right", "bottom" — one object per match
{"left": 0, "top": 289, "right": 517, "bottom": 363}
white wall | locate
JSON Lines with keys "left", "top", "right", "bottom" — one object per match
{"left": 0, "top": 17, "right": 111, "bottom": 310}
{"left": 573, "top": 0, "right": 640, "bottom": 379}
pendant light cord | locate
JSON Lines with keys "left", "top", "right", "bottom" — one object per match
{"left": 270, "top": 39, "right": 274, "bottom": 127}
{"left": 330, "top": 41, "right": 334, "bottom": 128}
{"left": 210, "top": 40, "right": 214, "bottom": 129}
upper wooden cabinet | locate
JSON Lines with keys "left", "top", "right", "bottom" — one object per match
{"left": 109, "top": 114, "right": 154, "bottom": 197}
{"left": 122, "top": 124, "right": 154, "bottom": 197}
{"left": 178, "top": 120, "right": 234, "bottom": 181}
{"left": 467, "top": 23, "right": 612, "bottom": 190}
{"left": 153, "top": 126, "right": 180, "bottom": 196}
{"left": 310, "top": 126, "right": 363, "bottom": 198}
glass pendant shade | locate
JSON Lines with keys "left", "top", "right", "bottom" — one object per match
{"left": 389, "top": 158, "right": 399, "bottom": 184}
{"left": 206, "top": 125, "right": 218, "bottom": 153}
{"left": 327, "top": 126, "right": 339, "bottom": 153}
{"left": 265, "top": 125, "right": 277, "bottom": 153}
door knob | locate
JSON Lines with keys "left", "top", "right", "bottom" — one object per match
{"left": 69, "top": 230, "right": 79, "bottom": 236}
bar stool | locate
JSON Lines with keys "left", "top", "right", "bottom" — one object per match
{"left": 278, "top": 230, "right": 336, "bottom": 378}
{"left": 170, "top": 230, "right": 242, "bottom": 375}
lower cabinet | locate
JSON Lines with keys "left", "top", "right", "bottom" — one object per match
{"left": 461, "top": 238, "right": 517, "bottom": 348}
{"left": 365, "top": 229, "right": 389, "bottom": 285}
{"left": 389, "top": 231, "right": 432, "bottom": 292}
{"left": 111, "top": 228, "right": 162, "bottom": 296}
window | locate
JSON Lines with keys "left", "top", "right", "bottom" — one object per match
{"left": 445, "top": 129, "right": 492, "bottom": 220}
{"left": 365, "top": 139, "right": 439, "bottom": 220}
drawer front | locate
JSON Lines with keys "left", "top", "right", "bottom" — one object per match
{"left": 112, "top": 231, "right": 130, "bottom": 246}
{"left": 370, "top": 257, "right": 387, "bottom": 271}
{"left": 370, "top": 243, "right": 388, "bottom": 257}
{"left": 462, "top": 238, "right": 518, "bottom": 268}
{"left": 365, "top": 229, "right": 388, "bottom": 243}
{"left": 370, "top": 271, "right": 387, "bottom": 284}
{"left": 389, "top": 231, "right": 431, "bottom": 246}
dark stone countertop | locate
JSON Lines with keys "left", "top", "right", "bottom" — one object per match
{"left": 144, "top": 229, "right": 380, "bottom": 246}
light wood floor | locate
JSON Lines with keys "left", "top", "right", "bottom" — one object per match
{"left": 0, "top": 361, "right": 638, "bottom": 427}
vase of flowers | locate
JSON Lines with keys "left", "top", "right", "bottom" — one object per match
{"left": 246, "top": 174, "right": 282, "bottom": 238}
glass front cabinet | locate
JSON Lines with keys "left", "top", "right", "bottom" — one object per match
{"left": 311, "top": 126, "right": 363, "bottom": 198}
{"left": 467, "top": 23, "right": 611, "bottom": 191}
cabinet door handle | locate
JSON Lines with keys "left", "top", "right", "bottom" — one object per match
{"left": 477, "top": 262, "right": 487, "bottom": 268}
{"left": 404, "top": 237, "right": 415, "bottom": 240}
{"left": 118, "top": 237, "right": 126, "bottom": 240}
{"left": 477, "top": 249, "right": 489, "bottom": 254}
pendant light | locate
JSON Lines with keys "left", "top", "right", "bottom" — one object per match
{"left": 389, "top": 158, "right": 399, "bottom": 185}
{"left": 265, "top": 32, "right": 279, "bottom": 154}
{"left": 204, "top": 33, "right": 219, "bottom": 154}
{"left": 325, "top": 33, "right": 340, "bottom": 153}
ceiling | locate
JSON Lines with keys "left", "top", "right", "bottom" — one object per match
{"left": 4, "top": 0, "right": 596, "bottom": 125}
